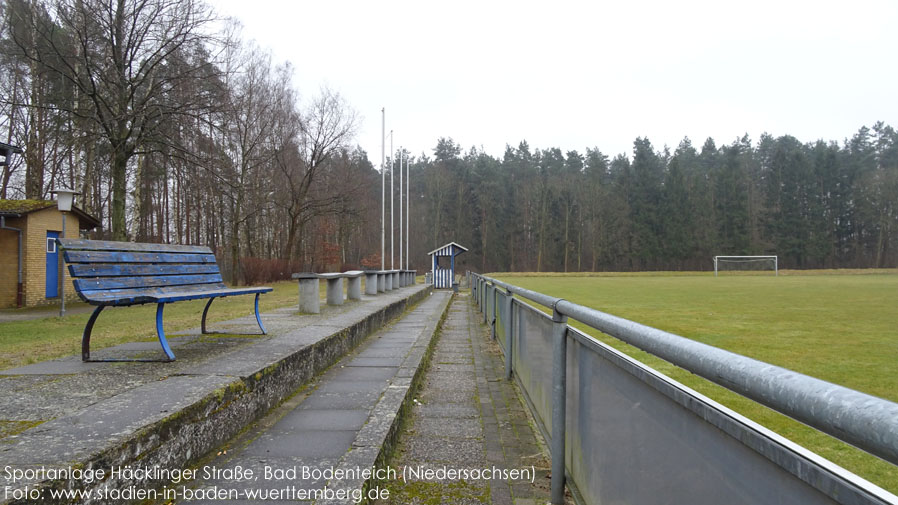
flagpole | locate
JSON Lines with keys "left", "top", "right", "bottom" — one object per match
{"left": 381, "top": 108, "right": 385, "bottom": 270}
{"left": 390, "top": 131, "right": 394, "bottom": 270}
{"left": 399, "top": 146, "right": 403, "bottom": 275}
{"left": 406, "top": 151, "right": 410, "bottom": 271}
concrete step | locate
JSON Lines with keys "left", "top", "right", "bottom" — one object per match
{"left": 0, "top": 284, "right": 436, "bottom": 504}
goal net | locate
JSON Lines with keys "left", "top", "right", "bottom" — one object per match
{"left": 713, "top": 256, "right": 778, "bottom": 276}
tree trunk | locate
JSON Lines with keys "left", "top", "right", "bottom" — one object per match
{"left": 563, "top": 203, "right": 570, "bottom": 272}
{"left": 111, "top": 148, "right": 129, "bottom": 240}
{"left": 132, "top": 153, "right": 143, "bottom": 240}
{"left": 231, "top": 195, "right": 242, "bottom": 284}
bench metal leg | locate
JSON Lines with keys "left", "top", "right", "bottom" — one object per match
{"left": 202, "top": 295, "right": 267, "bottom": 335}
{"left": 201, "top": 297, "right": 215, "bottom": 334}
{"left": 155, "top": 303, "right": 176, "bottom": 361}
{"left": 255, "top": 293, "right": 267, "bottom": 334}
{"left": 81, "top": 305, "right": 105, "bottom": 361}
{"left": 81, "top": 304, "right": 175, "bottom": 362}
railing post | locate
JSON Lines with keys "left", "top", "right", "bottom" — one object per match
{"left": 490, "top": 285, "right": 497, "bottom": 340}
{"left": 505, "top": 287, "right": 513, "bottom": 380}
{"left": 550, "top": 302, "right": 568, "bottom": 505}
{"left": 475, "top": 277, "right": 480, "bottom": 309}
{"left": 483, "top": 281, "right": 490, "bottom": 324}
{"left": 478, "top": 277, "right": 482, "bottom": 311}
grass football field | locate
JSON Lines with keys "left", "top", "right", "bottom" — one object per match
{"left": 494, "top": 270, "right": 898, "bottom": 494}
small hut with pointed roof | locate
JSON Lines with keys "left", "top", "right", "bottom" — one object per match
{"left": 427, "top": 241, "right": 468, "bottom": 289}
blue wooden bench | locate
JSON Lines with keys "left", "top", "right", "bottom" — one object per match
{"left": 58, "top": 239, "right": 272, "bottom": 362}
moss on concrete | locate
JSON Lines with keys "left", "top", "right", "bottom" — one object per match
{"left": 0, "top": 419, "right": 45, "bottom": 440}
{"left": 384, "top": 479, "right": 490, "bottom": 505}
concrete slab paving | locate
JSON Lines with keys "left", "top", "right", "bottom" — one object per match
{"left": 275, "top": 409, "right": 370, "bottom": 432}
{"left": 245, "top": 431, "right": 359, "bottom": 459}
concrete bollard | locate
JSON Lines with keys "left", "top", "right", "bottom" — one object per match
{"left": 320, "top": 273, "right": 344, "bottom": 306}
{"left": 345, "top": 271, "right": 363, "bottom": 300}
{"left": 293, "top": 273, "right": 320, "bottom": 314}
{"left": 385, "top": 271, "right": 393, "bottom": 291}
{"left": 377, "top": 272, "right": 386, "bottom": 292}
{"left": 365, "top": 272, "right": 379, "bottom": 295}
{"left": 392, "top": 271, "right": 400, "bottom": 289}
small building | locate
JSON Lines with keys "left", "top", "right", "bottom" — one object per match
{"left": 427, "top": 242, "right": 468, "bottom": 289}
{"left": 0, "top": 200, "right": 100, "bottom": 308}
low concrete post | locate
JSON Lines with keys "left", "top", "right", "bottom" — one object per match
{"left": 550, "top": 303, "right": 569, "bottom": 505}
{"left": 345, "top": 272, "right": 362, "bottom": 300}
{"left": 392, "top": 271, "right": 400, "bottom": 289}
{"left": 365, "top": 272, "right": 378, "bottom": 295}
{"left": 505, "top": 288, "right": 514, "bottom": 380}
{"left": 293, "top": 273, "right": 320, "bottom": 314}
{"left": 321, "top": 274, "right": 344, "bottom": 306}
{"left": 377, "top": 272, "right": 386, "bottom": 292}
{"left": 385, "top": 272, "right": 393, "bottom": 291}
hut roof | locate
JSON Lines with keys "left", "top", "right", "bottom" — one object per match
{"left": 0, "top": 199, "right": 101, "bottom": 230}
{"left": 427, "top": 242, "right": 469, "bottom": 257}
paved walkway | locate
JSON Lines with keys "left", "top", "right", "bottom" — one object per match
{"left": 379, "top": 292, "right": 553, "bottom": 505}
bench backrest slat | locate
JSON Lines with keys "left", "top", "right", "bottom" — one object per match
{"left": 58, "top": 239, "right": 211, "bottom": 254}
{"left": 68, "top": 263, "right": 221, "bottom": 277}
{"left": 73, "top": 274, "right": 226, "bottom": 292}
{"left": 78, "top": 284, "right": 233, "bottom": 296}
{"left": 63, "top": 250, "right": 217, "bottom": 264}
{"left": 72, "top": 285, "right": 241, "bottom": 306}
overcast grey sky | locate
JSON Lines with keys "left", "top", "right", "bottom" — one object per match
{"left": 208, "top": 0, "right": 898, "bottom": 165}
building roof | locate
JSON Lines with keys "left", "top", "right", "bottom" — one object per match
{"left": 427, "top": 241, "right": 469, "bottom": 256}
{"left": 0, "top": 199, "right": 101, "bottom": 230}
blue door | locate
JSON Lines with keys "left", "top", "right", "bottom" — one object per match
{"left": 46, "top": 231, "right": 60, "bottom": 298}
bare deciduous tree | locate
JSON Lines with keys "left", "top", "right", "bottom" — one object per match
{"left": 8, "top": 0, "right": 222, "bottom": 239}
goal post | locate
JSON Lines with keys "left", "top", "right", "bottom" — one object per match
{"left": 713, "top": 256, "right": 778, "bottom": 276}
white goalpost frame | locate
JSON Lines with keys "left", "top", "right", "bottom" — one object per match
{"left": 713, "top": 255, "right": 778, "bottom": 276}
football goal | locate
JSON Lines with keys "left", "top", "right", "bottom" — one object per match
{"left": 713, "top": 256, "right": 778, "bottom": 276}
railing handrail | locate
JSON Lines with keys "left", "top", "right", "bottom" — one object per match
{"left": 474, "top": 273, "right": 898, "bottom": 467}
